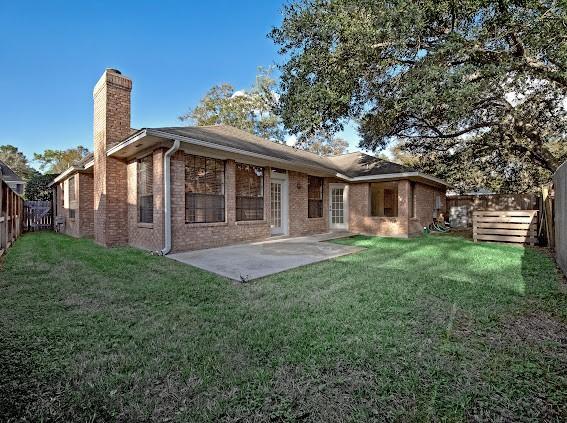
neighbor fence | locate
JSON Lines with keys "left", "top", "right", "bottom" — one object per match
{"left": 554, "top": 161, "right": 567, "bottom": 276}
{"left": 23, "top": 200, "right": 53, "bottom": 232}
{"left": 0, "top": 175, "right": 24, "bottom": 256}
{"left": 473, "top": 210, "right": 538, "bottom": 246}
{"left": 448, "top": 194, "right": 539, "bottom": 228}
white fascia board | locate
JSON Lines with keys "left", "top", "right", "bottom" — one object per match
{"left": 106, "top": 129, "right": 148, "bottom": 156}
{"left": 337, "top": 172, "right": 450, "bottom": 187}
{"left": 49, "top": 166, "right": 80, "bottom": 186}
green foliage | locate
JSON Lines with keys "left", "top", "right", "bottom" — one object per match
{"left": 0, "top": 145, "right": 38, "bottom": 181}
{"left": 1, "top": 232, "right": 565, "bottom": 421}
{"left": 180, "top": 68, "right": 286, "bottom": 142}
{"left": 24, "top": 173, "right": 57, "bottom": 201}
{"left": 298, "top": 130, "right": 349, "bottom": 155}
{"left": 271, "top": 0, "right": 567, "bottom": 192}
{"left": 33, "top": 146, "right": 90, "bottom": 174}
{"left": 180, "top": 68, "right": 349, "bottom": 156}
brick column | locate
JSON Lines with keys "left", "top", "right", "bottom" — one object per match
{"left": 226, "top": 160, "right": 236, "bottom": 225}
{"left": 93, "top": 69, "right": 131, "bottom": 247}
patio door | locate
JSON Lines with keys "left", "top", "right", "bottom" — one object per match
{"left": 270, "top": 171, "right": 288, "bottom": 235}
{"left": 329, "top": 184, "right": 348, "bottom": 230}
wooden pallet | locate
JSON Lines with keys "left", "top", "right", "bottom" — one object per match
{"left": 473, "top": 210, "right": 538, "bottom": 245}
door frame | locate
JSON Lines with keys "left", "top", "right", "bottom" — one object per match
{"left": 328, "top": 183, "right": 349, "bottom": 230}
{"left": 270, "top": 170, "right": 289, "bottom": 235}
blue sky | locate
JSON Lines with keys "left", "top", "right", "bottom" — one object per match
{"left": 0, "top": 0, "right": 361, "bottom": 169}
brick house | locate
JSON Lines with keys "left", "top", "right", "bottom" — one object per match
{"left": 0, "top": 160, "right": 25, "bottom": 195}
{"left": 51, "top": 69, "right": 448, "bottom": 253}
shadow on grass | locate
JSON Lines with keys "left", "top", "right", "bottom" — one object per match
{"left": 1, "top": 232, "right": 566, "bottom": 422}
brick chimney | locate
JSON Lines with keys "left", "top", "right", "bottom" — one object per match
{"left": 93, "top": 69, "right": 131, "bottom": 246}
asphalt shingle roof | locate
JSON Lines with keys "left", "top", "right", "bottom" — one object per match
{"left": 0, "top": 159, "right": 24, "bottom": 182}
{"left": 149, "top": 125, "right": 420, "bottom": 179}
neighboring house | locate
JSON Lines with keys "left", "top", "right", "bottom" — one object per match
{"left": 50, "top": 69, "right": 448, "bottom": 253}
{"left": 0, "top": 159, "right": 25, "bottom": 195}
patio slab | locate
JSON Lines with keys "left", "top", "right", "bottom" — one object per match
{"left": 167, "top": 232, "right": 363, "bottom": 281}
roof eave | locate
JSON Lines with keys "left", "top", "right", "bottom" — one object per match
{"left": 107, "top": 128, "right": 339, "bottom": 176}
{"left": 338, "top": 171, "right": 450, "bottom": 187}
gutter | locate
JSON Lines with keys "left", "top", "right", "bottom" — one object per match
{"left": 48, "top": 166, "right": 81, "bottom": 187}
{"left": 336, "top": 171, "right": 450, "bottom": 187}
{"left": 160, "top": 139, "right": 180, "bottom": 255}
{"left": 108, "top": 128, "right": 339, "bottom": 177}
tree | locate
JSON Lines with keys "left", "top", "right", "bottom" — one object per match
{"left": 24, "top": 173, "right": 57, "bottom": 201}
{"left": 0, "top": 145, "right": 37, "bottom": 180}
{"left": 271, "top": 0, "right": 567, "bottom": 192}
{"left": 180, "top": 68, "right": 286, "bottom": 142}
{"left": 34, "top": 146, "right": 90, "bottom": 174}
{"left": 299, "top": 132, "right": 349, "bottom": 156}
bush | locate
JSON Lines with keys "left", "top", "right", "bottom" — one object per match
{"left": 24, "top": 173, "right": 57, "bottom": 201}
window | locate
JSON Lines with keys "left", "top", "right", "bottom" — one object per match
{"left": 185, "top": 154, "right": 225, "bottom": 223}
{"left": 370, "top": 182, "right": 398, "bottom": 217}
{"left": 410, "top": 182, "right": 416, "bottom": 218}
{"left": 137, "top": 155, "right": 153, "bottom": 223}
{"left": 69, "top": 208, "right": 76, "bottom": 219}
{"left": 308, "top": 176, "right": 323, "bottom": 218}
{"left": 236, "top": 163, "right": 264, "bottom": 221}
{"left": 68, "top": 175, "right": 76, "bottom": 202}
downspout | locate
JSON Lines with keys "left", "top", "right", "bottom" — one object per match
{"left": 160, "top": 139, "right": 180, "bottom": 255}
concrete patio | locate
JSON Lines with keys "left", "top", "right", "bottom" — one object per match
{"left": 167, "top": 232, "right": 363, "bottom": 281}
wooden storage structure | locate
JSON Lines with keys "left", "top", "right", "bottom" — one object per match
{"left": 473, "top": 210, "right": 538, "bottom": 245}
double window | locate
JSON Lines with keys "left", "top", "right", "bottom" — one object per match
{"left": 236, "top": 163, "right": 264, "bottom": 221}
{"left": 308, "top": 176, "right": 323, "bottom": 218}
{"left": 185, "top": 154, "right": 225, "bottom": 223}
{"left": 370, "top": 182, "right": 399, "bottom": 217}
{"left": 137, "top": 155, "right": 153, "bottom": 223}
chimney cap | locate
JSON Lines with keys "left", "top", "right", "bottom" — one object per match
{"left": 106, "top": 68, "right": 122, "bottom": 75}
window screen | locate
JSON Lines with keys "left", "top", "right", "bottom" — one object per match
{"left": 370, "top": 182, "right": 399, "bottom": 217}
{"left": 185, "top": 154, "right": 225, "bottom": 223}
{"left": 308, "top": 176, "right": 323, "bottom": 218}
{"left": 236, "top": 163, "right": 264, "bottom": 221}
{"left": 137, "top": 155, "right": 153, "bottom": 223}
{"left": 68, "top": 176, "right": 76, "bottom": 202}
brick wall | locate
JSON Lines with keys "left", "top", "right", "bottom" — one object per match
{"left": 408, "top": 182, "right": 447, "bottom": 235}
{"left": 288, "top": 171, "right": 329, "bottom": 236}
{"left": 169, "top": 153, "right": 270, "bottom": 252}
{"left": 349, "top": 180, "right": 411, "bottom": 237}
{"left": 61, "top": 176, "right": 79, "bottom": 237}
{"left": 127, "top": 149, "right": 165, "bottom": 251}
{"left": 93, "top": 69, "right": 131, "bottom": 247}
{"left": 57, "top": 173, "right": 94, "bottom": 238}
{"left": 78, "top": 173, "right": 94, "bottom": 237}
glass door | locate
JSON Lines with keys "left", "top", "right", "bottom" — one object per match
{"left": 329, "top": 184, "right": 348, "bottom": 230}
{"left": 270, "top": 181, "right": 283, "bottom": 235}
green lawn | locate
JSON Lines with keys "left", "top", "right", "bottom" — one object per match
{"left": 1, "top": 232, "right": 566, "bottom": 422}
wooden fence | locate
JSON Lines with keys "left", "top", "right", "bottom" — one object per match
{"left": 554, "top": 161, "right": 567, "bottom": 276}
{"left": 23, "top": 200, "right": 53, "bottom": 232}
{"left": 448, "top": 194, "right": 539, "bottom": 228}
{"left": 0, "top": 176, "right": 24, "bottom": 256}
{"left": 473, "top": 210, "right": 538, "bottom": 245}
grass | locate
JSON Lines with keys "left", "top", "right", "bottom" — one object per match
{"left": 1, "top": 232, "right": 566, "bottom": 422}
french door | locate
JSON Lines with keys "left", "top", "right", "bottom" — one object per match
{"left": 329, "top": 184, "right": 348, "bottom": 230}
{"left": 270, "top": 175, "right": 288, "bottom": 235}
